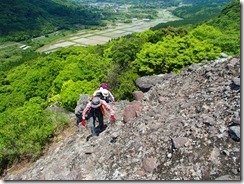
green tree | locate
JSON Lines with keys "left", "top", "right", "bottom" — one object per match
{"left": 132, "top": 34, "right": 221, "bottom": 75}
{"left": 189, "top": 24, "right": 223, "bottom": 43}
{"left": 112, "top": 69, "right": 139, "bottom": 100}
{"left": 59, "top": 79, "right": 98, "bottom": 110}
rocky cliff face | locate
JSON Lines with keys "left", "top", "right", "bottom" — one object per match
{"left": 4, "top": 56, "right": 240, "bottom": 180}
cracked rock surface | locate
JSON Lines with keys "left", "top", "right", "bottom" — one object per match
{"left": 4, "top": 57, "right": 240, "bottom": 180}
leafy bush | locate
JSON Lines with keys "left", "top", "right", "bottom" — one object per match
{"left": 132, "top": 34, "right": 221, "bottom": 75}
{"left": 59, "top": 79, "right": 98, "bottom": 111}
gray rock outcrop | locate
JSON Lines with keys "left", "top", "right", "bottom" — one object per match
{"left": 135, "top": 73, "right": 175, "bottom": 92}
{"left": 4, "top": 57, "right": 240, "bottom": 180}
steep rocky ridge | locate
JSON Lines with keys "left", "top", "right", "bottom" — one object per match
{"left": 4, "top": 56, "right": 240, "bottom": 180}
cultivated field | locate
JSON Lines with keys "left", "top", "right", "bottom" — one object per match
{"left": 38, "top": 9, "right": 181, "bottom": 53}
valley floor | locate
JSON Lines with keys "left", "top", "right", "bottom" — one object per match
{"left": 37, "top": 8, "right": 181, "bottom": 53}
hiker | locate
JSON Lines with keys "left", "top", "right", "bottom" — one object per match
{"left": 81, "top": 97, "right": 116, "bottom": 136}
{"left": 93, "top": 88, "right": 115, "bottom": 103}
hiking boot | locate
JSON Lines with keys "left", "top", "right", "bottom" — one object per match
{"left": 99, "top": 124, "right": 106, "bottom": 131}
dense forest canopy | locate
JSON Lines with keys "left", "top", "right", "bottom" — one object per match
{"left": 0, "top": 0, "right": 105, "bottom": 41}
{"left": 0, "top": 0, "right": 240, "bottom": 176}
{"left": 151, "top": 0, "right": 232, "bottom": 29}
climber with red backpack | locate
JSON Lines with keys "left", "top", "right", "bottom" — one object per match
{"left": 81, "top": 97, "right": 116, "bottom": 137}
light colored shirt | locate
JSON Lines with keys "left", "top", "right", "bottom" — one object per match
{"left": 93, "top": 87, "right": 115, "bottom": 102}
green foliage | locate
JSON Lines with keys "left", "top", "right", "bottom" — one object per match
{"left": 189, "top": 24, "right": 223, "bottom": 41}
{"left": 112, "top": 70, "right": 139, "bottom": 100}
{"left": 182, "top": 0, "right": 230, "bottom": 4}
{"left": 102, "top": 35, "right": 146, "bottom": 100}
{"left": 59, "top": 79, "right": 98, "bottom": 111}
{"left": 0, "top": 44, "right": 23, "bottom": 71}
{"left": 152, "top": 0, "right": 231, "bottom": 31}
{"left": 132, "top": 34, "right": 221, "bottom": 75}
{"left": 148, "top": 27, "right": 189, "bottom": 43}
{"left": 213, "top": 32, "right": 239, "bottom": 55}
{"left": 205, "top": 0, "right": 240, "bottom": 55}
{"left": 173, "top": 2, "right": 228, "bottom": 19}
{"left": 107, "top": 35, "right": 146, "bottom": 70}
{"left": 152, "top": 0, "right": 240, "bottom": 55}
{"left": 188, "top": 23, "right": 239, "bottom": 55}
{"left": 0, "top": 97, "right": 69, "bottom": 174}
{"left": 49, "top": 46, "right": 109, "bottom": 102}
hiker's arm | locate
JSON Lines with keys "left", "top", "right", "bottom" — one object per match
{"left": 108, "top": 91, "right": 115, "bottom": 102}
{"left": 93, "top": 90, "right": 99, "bottom": 97}
{"left": 82, "top": 103, "right": 91, "bottom": 119}
{"left": 102, "top": 101, "right": 114, "bottom": 115}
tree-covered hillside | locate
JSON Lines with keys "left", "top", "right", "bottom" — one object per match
{"left": 204, "top": 0, "right": 240, "bottom": 55}
{"left": 151, "top": 0, "right": 232, "bottom": 29}
{"left": 151, "top": 0, "right": 239, "bottom": 56}
{"left": 182, "top": 0, "right": 231, "bottom": 4}
{"left": 0, "top": 0, "right": 105, "bottom": 41}
{"left": 0, "top": 0, "right": 240, "bottom": 176}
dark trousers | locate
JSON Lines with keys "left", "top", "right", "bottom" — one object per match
{"left": 88, "top": 111, "right": 104, "bottom": 136}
